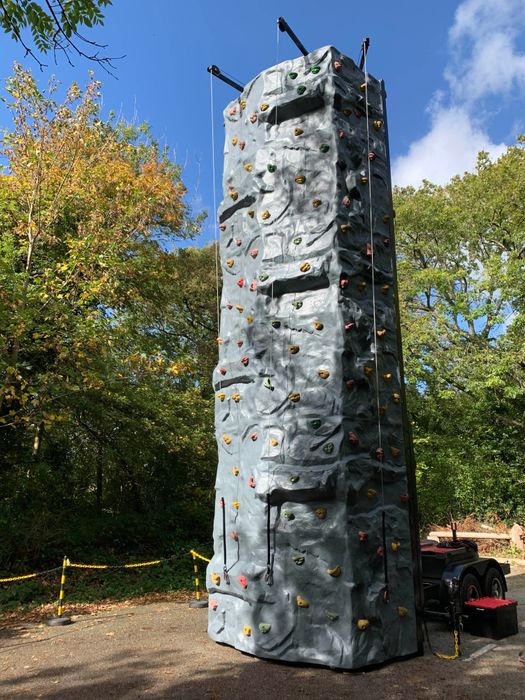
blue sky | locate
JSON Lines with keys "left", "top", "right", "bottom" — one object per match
{"left": 1, "top": 0, "right": 525, "bottom": 245}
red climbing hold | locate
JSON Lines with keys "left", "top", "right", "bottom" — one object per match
{"left": 249, "top": 114, "right": 257, "bottom": 123}
{"left": 219, "top": 367, "right": 227, "bottom": 375}
{"left": 375, "top": 447, "right": 385, "bottom": 461}
{"left": 240, "top": 356, "right": 249, "bottom": 366}
{"left": 237, "top": 278, "right": 245, "bottom": 288}
{"left": 348, "top": 431, "right": 359, "bottom": 446}
{"left": 345, "top": 321, "right": 355, "bottom": 331}
{"left": 226, "top": 302, "right": 233, "bottom": 310}
{"left": 229, "top": 106, "right": 237, "bottom": 116}
{"left": 210, "top": 599, "right": 219, "bottom": 610}
{"left": 368, "top": 151, "right": 377, "bottom": 160}
{"left": 250, "top": 432, "right": 258, "bottom": 441}
{"left": 239, "top": 140, "right": 246, "bottom": 150}
{"left": 249, "top": 280, "right": 257, "bottom": 292}
{"left": 340, "top": 275, "right": 349, "bottom": 289}
{"left": 366, "top": 243, "right": 374, "bottom": 257}
{"left": 248, "top": 476, "right": 256, "bottom": 488}
{"left": 231, "top": 531, "right": 239, "bottom": 541}
{"left": 342, "top": 195, "right": 352, "bottom": 207}
{"left": 238, "top": 575, "right": 248, "bottom": 589}
{"left": 219, "top": 223, "right": 226, "bottom": 231}
{"left": 249, "top": 248, "right": 259, "bottom": 258}
{"left": 358, "top": 531, "right": 368, "bottom": 542}
{"left": 235, "top": 239, "right": 242, "bottom": 246}
{"left": 333, "top": 60, "right": 343, "bottom": 72}
{"left": 236, "top": 339, "right": 244, "bottom": 347}
{"left": 338, "top": 128, "right": 346, "bottom": 139}
{"left": 346, "top": 379, "right": 355, "bottom": 390}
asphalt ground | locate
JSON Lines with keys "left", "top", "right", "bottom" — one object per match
{"left": 1, "top": 567, "right": 524, "bottom": 699}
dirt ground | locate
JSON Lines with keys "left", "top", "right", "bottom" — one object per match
{"left": 1, "top": 566, "right": 524, "bottom": 700}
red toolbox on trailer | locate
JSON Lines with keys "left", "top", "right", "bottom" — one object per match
{"left": 464, "top": 597, "right": 518, "bottom": 639}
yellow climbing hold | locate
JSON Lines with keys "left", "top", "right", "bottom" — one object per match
{"left": 247, "top": 209, "right": 255, "bottom": 218}
{"left": 383, "top": 372, "right": 393, "bottom": 382}
{"left": 260, "top": 103, "right": 269, "bottom": 111}
{"left": 312, "top": 199, "right": 322, "bottom": 208}
{"left": 318, "top": 369, "right": 330, "bottom": 379}
{"left": 288, "top": 345, "right": 300, "bottom": 354}
{"left": 327, "top": 565, "right": 342, "bottom": 577}
{"left": 240, "top": 99, "right": 246, "bottom": 109}
{"left": 232, "top": 467, "right": 239, "bottom": 476}
{"left": 300, "top": 262, "right": 311, "bottom": 272}
{"left": 314, "top": 507, "right": 327, "bottom": 520}
{"left": 226, "top": 259, "right": 234, "bottom": 268}
{"left": 294, "top": 127, "right": 303, "bottom": 136}
{"left": 233, "top": 501, "right": 240, "bottom": 510}
{"left": 360, "top": 175, "right": 369, "bottom": 184}
{"left": 244, "top": 163, "right": 253, "bottom": 172}
{"left": 217, "top": 392, "right": 226, "bottom": 402}
{"left": 288, "top": 392, "right": 301, "bottom": 402}
{"left": 270, "top": 438, "right": 279, "bottom": 447}
{"left": 235, "top": 304, "right": 244, "bottom": 313}
{"left": 359, "top": 82, "right": 368, "bottom": 91}
{"left": 357, "top": 619, "right": 370, "bottom": 630}
{"left": 398, "top": 607, "right": 408, "bottom": 617}
{"left": 392, "top": 393, "right": 401, "bottom": 403}
{"left": 381, "top": 284, "right": 390, "bottom": 294}
{"left": 374, "top": 119, "right": 383, "bottom": 130}
{"left": 340, "top": 224, "right": 351, "bottom": 233}
{"left": 295, "top": 175, "right": 306, "bottom": 184}
{"left": 216, "top": 337, "right": 224, "bottom": 345}
{"left": 313, "top": 320, "right": 324, "bottom": 330}
{"left": 211, "top": 573, "right": 220, "bottom": 585}
{"left": 261, "top": 210, "right": 270, "bottom": 220}
{"left": 364, "top": 366, "right": 374, "bottom": 377}
{"left": 390, "top": 447, "right": 400, "bottom": 458}
{"left": 367, "top": 488, "right": 377, "bottom": 499}
{"left": 243, "top": 625, "right": 252, "bottom": 636}
{"left": 358, "top": 280, "right": 367, "bottom": 291}
{"left": 391, "top": 541, "right": 401, "bottom": 552}
{"left": 246, "top": 315, "right": 254, "bottom": 324}
{"left": 231, "top": 393, "right": 241, "bottom": 403}
{"left": 229, "top": 191, "right": 239, "bottom": 201}
{"left": 376, "top": 328, "right": 387, "bottom": 337}
{"left": 232, "top": 136, "right": 238, "bottom": 146}
{"left": 223, "top": 435, "right": 232, "bottom": 445}
{"left": 296, "top": 595, "right": 310, "bottom": 608}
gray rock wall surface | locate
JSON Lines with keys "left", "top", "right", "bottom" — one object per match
{"left": 207, "top": 45, "right": 420, "bottom": 670}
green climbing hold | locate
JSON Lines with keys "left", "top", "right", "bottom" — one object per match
{"left": 259, "top": 273, "right": 269, "bottom": 281}
{"left": 323, "top": 443, "right": 334, "bottom": 454}
{"left": 293, "top": 237, "right": 302, "bottom": 245}
{"left": 325, "top": 610, "right": 339, "bottom": 622}
{"left": 288, "top": 71, "right": 298, "bottom": 80}
{"left": 289, "top": 475, "right": 300, "bottom": 483}
{"left": 283, "top": 510, "right": 295, "bottom": 521}
{"left": 263, "top": 377, "right": 274, "bottom": 390}
{"left": 271, "top": 320, "right": 281, "bottom": 329}
{"left": 259, "top": 623, "right": 272, "bottom": 634}
{"left": 311, "top": 419, "right": 322, "bottom": 430}
{"left": 311, "top": 65, "right": 321, "bottom": 74}
{"left": 293, "top": 555, "right": 305, "bottom": 565}
{"left": 319, "top": 143, "right": 330, "bottom": 153}
{"left": 292, "top": 300, "right": 303, "bottom": 310}
{"left": 267, "top": 164, "right": 276, "bottom": 173}
{"left": 297, "top": 85, "right": 306, "bottom": 95}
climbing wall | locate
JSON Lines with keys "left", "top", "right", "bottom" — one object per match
{"left": 207, "top": 45, "right": 422, "bottom": 670}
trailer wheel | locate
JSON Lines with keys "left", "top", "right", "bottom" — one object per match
{"left": 483, "top": 567, "right": 505, "bottom": 599}
{"left": 460, "top": 573, "right": 482, "bottom": 605}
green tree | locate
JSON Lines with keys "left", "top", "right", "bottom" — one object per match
{"left": 394, "top": 143, "right": 525, "bottom": 526}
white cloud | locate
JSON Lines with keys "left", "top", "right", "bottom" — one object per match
{"left": 392, "top": 0, "right": 525, "bottom": 187}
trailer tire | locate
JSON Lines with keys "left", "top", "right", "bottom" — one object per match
{"left": 483, "top": 567, "right": 505, "bottom": 599}
{"left": 460, "top": 572, "right": 482, "bottom": 605}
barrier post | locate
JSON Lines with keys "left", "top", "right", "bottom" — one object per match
{"left": 46, "top": 556, "right": 73, "bottom": 626}
{"left": 189, "top": 551, "right": 208, "bottom": 609}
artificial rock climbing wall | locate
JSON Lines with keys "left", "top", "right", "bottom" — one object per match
{"left": 208, "top": 45, "right": 421, "bottom": 670}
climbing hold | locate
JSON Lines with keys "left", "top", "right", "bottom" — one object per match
{"left": 217, "top": 392, "right": 226, "bottom": 402}
{"left": 342, "top": 195, "right": 352, "bottom": 208}
{"left": 244, "top": 163, "right": 253, "bottom": 172}
{"left": 311, "top": 65, "right": 321, "bottom": 74}
{"left": 270, "top": 438, "right": 279, "bottom": 447}
{"left": 325, "top": 610, "right": 339, "bottom": 621}
{"left": 233, "top": 501, "right": 240, "bottom": 509}
{"left": 219, "top": 223, "right": 226, "bottom": 231}
{"left": 259, "top": 623, "right": 272, "bottom": 634}
{"left": 293, "top": 127, "right": 303, "bottom": 136}
{"left": 283, "top": 511, "right": 295, "bottom": 521}
{"left": 358, "top": 531, "right": 368, "bottom": 542}
{"left": 375, "top": 447, "right": 385, "bottom": 461}
{"left": 373, "top": 119, "right": 382, "bottom": 130}
{"left": 345, "top": 378, "right": 355, "bottom": 390}
{"left": 379, "top": 405, "right": 387, "bottom": 416}
{"left": 235, "top": 304, "right": 244, "bottom": 313}
{"left": 226, "top": 259, "right": 234, "bottom": 268}
{"left": 357, "top": 619, "right": 370, "bottom": 631}
{"left": 333, "top": 60, "right": 343, "bottom": 72}
{"left": 216, "top": 337, "right": 224, "bottom": 345}
{"left": 263, "top": 377, "right": 274, "bottom": 390}
{"left": 226, "top": 299, "right": 233, "bottom": 308}
{"left": 366, "top": 243, "right": 374, "bottom": 257}
{"left": 383, "top": 372, "right": 393, "bottom": 382}
{"left": 339, "top": 275, "right": 349, "bottom": 289}
{"left": 348, "top": 432, "right": 359, "bottom": 446}
{"left": 367, "top": 488, "right": 378, "bottom": 499}
{"left": 229, "top": 105, "right": 237, "bottom": 116}
{"left": 243, "top": 625, "right": 251, "bottom": 636}
{"left": 260, "top": 103, "right": 269, "bottom": 111}
{"left": 210, "top": 599, "right": 219, "bottom": 610}
{"left": 249, "top": 280, "right": 257, "bottom": 291}
{"left": 343, "top": 108, "right": 352, "bottom": 116}
{"left": 247, "top": 209, "right": 255, "bottom": 218}
{"left": 392, "top": 393, "right": 401, "bottom": 403}
{"left": 297, "top": 85, "right": 306, "bottom": 95}
{"left": 239, "top": 140, "right": 246, "bottom": 150}
{"left": 246, "top": 315, "right": 254, "bottom": 324}
{"left": 261, "top": 210, "right": 271, "bottom": 220}
{"left": 293, "top": 555, "right": 305, "bottom": 565}
{"left": 364, "top": 366, "right": 374, "bottom": 377}
{"left": 231, "top": 393, "right": 241, "bottom": 403}
{"left": 340, "top": 224, "right": 350, "bottom": 233}
{"left": 240, "top": 99, "right": 247, "bottom": 109}
{"left": 319, "top": 143, "right": 330, "bottom": 153}
{"left": 300, "top": 262, "right": 311, "bottom": 272}
{"left": 313, "top": 320, "right": 324, "bottom": 330}
{"left": 248, "top": 476, "right": 256, "bottom": 488}
{"left": 249, "top": 114, "right": 257, "bottom": 123}
{"left": 267, "top": 163, "right": 276, "bottom": 173}
{"left": 289, "top": 474, "right": 299, "bottom": 483}
{"left": 311, "top": 419, "right": 322, "bottom": 429}
{"left": 368, "top": 151, "right": 377, "bottom": 161}
{"left": 323, "top": 443, "right": 334, "bottom": 454}
{"left": 312, "top": 199, "right": 322, "bottom": 208}
{"left": 376, "top": 328, "right": 387, "bottom": 337}
{"left": 345, "top": 322, "right": 355, "bottom": 331}
{"left": 222, "top": 435, "right": 232, "bottom": 445}
{"left": 315, "top": 507, "right": 327, "bottom": 519}
{"left": 381, "top": 284, "right": 390, "bottom": 294}
{"left": 238, "top": 575, "right": 248, "bottom": 589}
{"left": 231, "top": 531, "right": 238, "bottom": 541}
{"left": 271, "top": 320, "right": 281, "bottom": 328}
{"left": 327, "top": 565, "right": 342, "bottom": 577}
{"left": 292, "top": 300, "right": 303, "bottom": 309}
{"left": 318, "top": 369, "right": 330, "bottom": 379}
{"left": 293, "top": 236, "right": 302, "bottom": 245}
{"left": 376, "top": 546, "right": 384, "bottom": 556}
{"left": 211, "top": 573, "right": 221, "bottom": 585}
{"left": 237, "top": 278, "right": 245, "bottom": 288}
{"left": 383, "top": 237, "right": 391, "bottom": 247}
{"left": 294, "top": 175, "right": 306, "bottom": 184}
{"left": 235, "top": 239, "right": 242, "bottom": 246}
{"left": 400, "top": 494, "right": 409, "bottom": 503}
{"left": 390, "top": 446, "right": 400, "bottom": 458}
{"left": 250, "top": 432, "right": 258, "bottom": 441}
{"left": 249, "top": 248, "right": 258, "bottom": 258}
{"left": 288, "top": 345, "right": 300, "bottom": 354}
{"left": 232, "top": 467, "right": 239, "bottom": 476}
{"left": 398, "top": 607, "right": 408, "bottom": 617}
{"left": 338, "top": 128, "right": 346, "bottom": 139}
{"left": 360, "top": 175, "right": 369, "bottom": 184}
{"left": 229, "top": 191, "right": 239, "bottom": 201}
{"left": 232, "top": 136, "right": 238, "bottom": 146}
{"left": 259, "top": 273, "right": 269, "bottom": 281}
{"left": 288, "top": 71, "right": 298, "bottom": 79}
{"left": 296, "top": 596, "right": 310, "bottom": 608}
{"left": 391, "top": 541, "right": 401, "bottom": 552}
{"left": 359, "top": 82, "right": 367, "bottom": 91}
{"left": 288, "top": 392, "right": 301, "bottom": 402}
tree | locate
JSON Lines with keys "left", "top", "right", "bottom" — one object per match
{"left": 0, "top": 66, "right": 217, "bottom": 566}
{"left": 0, "top": 1, "right": 116, "bottom": 71}
{"left": 394, "top": 143, "right": 525, "bottom": 526}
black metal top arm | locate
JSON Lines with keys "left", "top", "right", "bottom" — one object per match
{"left": 277, "top": 16, "right": 308, "bottom": 57}
{"left": 207, "top": 65, "right": 243, "bottom": 92}
{"left": 359, "top": 37, "right": 370, "bottom": 70}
